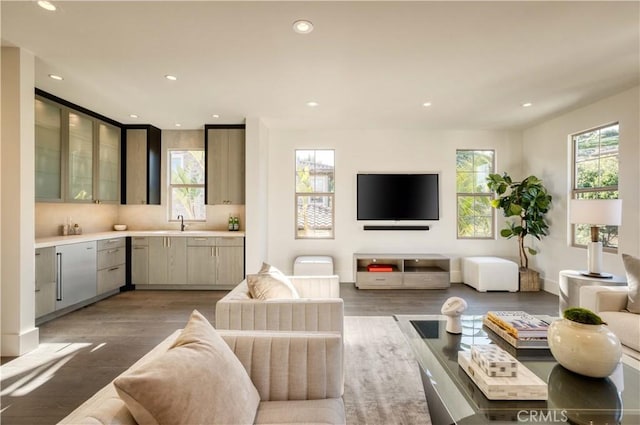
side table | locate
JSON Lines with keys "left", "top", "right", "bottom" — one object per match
{"left": 558, "top": 270, "right": 627, "bottom": 315}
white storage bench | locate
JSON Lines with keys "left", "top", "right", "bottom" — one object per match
{"left": 462, "top": 257, "right": 519, "bottom": 292}
{"left": 293, "top": 255, "right": 334, "bottom": 275}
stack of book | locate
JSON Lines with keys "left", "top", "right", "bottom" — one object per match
{"left": 458, "top": 344, "right": 548, "bottom": 400}
{"left": 483, "top": 311, "right": 549, "bottom": 349}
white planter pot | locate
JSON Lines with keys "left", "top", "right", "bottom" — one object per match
{"left": 547, "top": 319, "right": 622, "bottom": 378}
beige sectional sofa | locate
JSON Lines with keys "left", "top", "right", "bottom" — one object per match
{"left": 215, "top": 275, "right": 344, "bottom": 336}
{"left": 58, "top": 327, "right": 345, "bottom": 424}
{"left": 580, "top": 285, "right": 640, "bottom": 359}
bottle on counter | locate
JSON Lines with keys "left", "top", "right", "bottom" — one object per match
{"left": 233, "top": 216, "right": 239, "bottom": 231}
{"left": 228, "top": 214, "right": 234, "bottom": 231}
{"left": 73, "top": 224, "right": 82, "bottom": 235}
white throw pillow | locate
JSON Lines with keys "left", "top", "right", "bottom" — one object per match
{"left": 114, "top": 310, "right": 260, "bottom": 425}
{"left": 247, "top": 263, "right": 300, "bottom": 300}
{"left": 622, "top": 253, "right": 640, "bottom": 313}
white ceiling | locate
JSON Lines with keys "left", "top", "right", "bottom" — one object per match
{"left": 2, "top": 1, "right": 639, "bottom": 131}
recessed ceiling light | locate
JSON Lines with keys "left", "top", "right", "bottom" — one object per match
{"left": 293, "top": 20, "right": 314, "bottom": 34}
{"left": 422, "top": 102, "right": 432, "bottom": 107}
{"left": 129, "top": 114, "right": 139, "bottom": 119}
{"left": 165, "top": 75, "right": 177, "bottom": 81}
{"left": 522, "top": 102, "right": 533, "bottom": 107}
{"left": 175, "top": 123, "right": 182, "bottom": 127}
{"left": 212, "top": 114, "right": 220, "bottom": 119}
{"left": 48, "top": 74, "right": 63, "bottom": 81}
{"left": 37, "top": 1, "right": 56, "bottom": 11}
{"left": 306, "top": 101, "right": 319, "bottom": 107}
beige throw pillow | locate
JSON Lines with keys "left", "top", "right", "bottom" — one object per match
{"left": 247, "top": 263, "right": 300, "bottom": 300}
{"left": 622, "top": 253, "right": 640, "bottom": 313}
{"left": 114, "top": 310, "right": 260, "bottom": 425}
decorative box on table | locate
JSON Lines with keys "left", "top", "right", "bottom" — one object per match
{"left": 471, "top": 345, "right": 518, "bottom": 377}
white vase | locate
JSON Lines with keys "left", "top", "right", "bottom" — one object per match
{"left": 547, "top": 319, "right": 622, "bottom": 378}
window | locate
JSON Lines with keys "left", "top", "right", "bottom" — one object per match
{"left": 571, "top": 123, "right": 619, "bottom": 249}
{"left": 169, "top": 150, "right": 205, "bottom": 221}
{"left": 456, "top": 150, "right": 495, "bottom": 238}
{"left": 295, "top": 150, "right": 335, "bottom": 239}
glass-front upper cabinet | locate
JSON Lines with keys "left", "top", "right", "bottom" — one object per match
{"left": 35, "top": 99, "right": 62, "bottom": 201}
{"left": 68, "top": 112, "right": 94, "bottom": 201}
{"left": 97, "top": 123, "right": 120, "bottom": 203}
{"left": 35, "top": 95, "right": 122, "bottom": 204}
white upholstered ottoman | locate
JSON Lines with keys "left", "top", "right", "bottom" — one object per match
{"left": 462, "top": 257, "right": 519, "bottom": 292}
{"left": 293, "top": 255, "right": 334, "bottom": 275}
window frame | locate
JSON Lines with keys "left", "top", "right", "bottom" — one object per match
{"left": 294, "top": 149, "right": 335, "bottom": 240}
{"left": 168, "top": 149, "right": 206, "bottom": 222}
{"left": 456, "top": 149, "right": 496, "bottom": 240}
{"left": 570, "top": 122, "right": 620, "bottom": 252}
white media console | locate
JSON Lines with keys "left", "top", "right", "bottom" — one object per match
{"left": 353, "top": 253, "right": 450, "bottom": 289}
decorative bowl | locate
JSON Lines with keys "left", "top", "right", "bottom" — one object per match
{"left": 113, "top": 224, "right": 127, "bottom": 231}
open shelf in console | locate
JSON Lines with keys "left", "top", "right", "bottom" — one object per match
{"left": 354, "top": 253, "right": 450, "bottom": 289}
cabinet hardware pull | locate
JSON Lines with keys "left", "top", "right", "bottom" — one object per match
{"left": 134, "top": 247, "right": 145, "bottom": 250}
{"left": 35, "top": 289, "right": 41, "bottom": 293}
{"left": 35, "top": 252, "right": 41, "bottom": 256}
{"left": 108, "top": 267, "right": 120, "bottom": 272}
{"left": 56, "top": 252, "right": 63, "bottom": 301}
{"left": 87, "top": 247, "right": 94, "bottom": 250}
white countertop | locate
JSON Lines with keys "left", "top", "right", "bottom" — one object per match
{"left": 35, "top": 230, "right": 245, "bottom": 248}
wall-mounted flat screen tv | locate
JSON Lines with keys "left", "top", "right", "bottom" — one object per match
{"left": 357, "top": 173, "right": 439, "bottom": 221}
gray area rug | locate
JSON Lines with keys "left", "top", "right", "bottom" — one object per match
{"left": 344, "top": 316, "right": 432, "bottom": 425}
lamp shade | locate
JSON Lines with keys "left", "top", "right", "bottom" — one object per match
{"left": 569, "top": 199, "right": 622, "bottom": 226}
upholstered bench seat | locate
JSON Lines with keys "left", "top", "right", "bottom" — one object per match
{"left": 462, "top": 256, "right": 519, "bottom": 292}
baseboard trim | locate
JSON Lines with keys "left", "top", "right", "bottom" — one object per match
{"left": 1, "top": 327, "right": 39, "bottom": 356}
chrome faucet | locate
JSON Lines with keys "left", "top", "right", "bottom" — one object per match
{"left": 177, "top": 215, "right": 185, "bottom": 231}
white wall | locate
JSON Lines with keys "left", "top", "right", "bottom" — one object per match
{"left": 264, "top": 128, "right": 523, "bottom": 281}
{"left": 1, "top": 47, "right": 39, "bottom": 356}
{"left": 523, "top": 86, "right": 640, "bottom": 294}
{"left": 245, "top": 118, "right": 269, "bottom": 273}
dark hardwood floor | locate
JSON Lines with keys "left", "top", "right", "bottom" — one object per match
{"left": 0, "top": 283, "right": 558, "bottom": 424}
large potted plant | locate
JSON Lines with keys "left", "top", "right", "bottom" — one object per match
{"left": 486, "top": 173, "right": 552, "bottom": 291}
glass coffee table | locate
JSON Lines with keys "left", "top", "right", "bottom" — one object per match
{"left": 395, "top": 315, "right": 640, "bottom": 425}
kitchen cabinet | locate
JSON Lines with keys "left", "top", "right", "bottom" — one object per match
{"left": 35, "top": 247, "right": 56, "bottom": 318}
{"left": 96, "top": 238, "right": 125, "bottom": 295}
{"left": 35, "top": 92, "right": 121, "bottom": 204}
{"left": 97, "top": 123, "right": 120, "bottom": 203}
{"left": 35, "top": 98, "right": 62, "bottom": 201}
{"left": 205, "top": 126, "right": 245, "bottom": 205}
{"left": 186, "top": 237, "right": 244, "bottom": 287}
{"left": 123, "top": 126, "right": 161, "bottom": 205}
{"left": 131, "top": 236, "right": 149, "bottom": 285}
{"left": 148, "top": 237, "right": 187, "bottom": 285}
{"left": 55, "top": 241, "right": 97, "bottom": 310}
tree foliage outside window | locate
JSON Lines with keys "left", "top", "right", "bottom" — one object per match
{"left": 572, "top": 123, "right": 619, "bottom": 249}
{"left": 169, "top": 150, "right": 205, "bottom": 221}
{"left": 295, "top": 150, "right": 335, "bottom": 239}
{"left": 456, "top": 150, "right": 495, "bottom": 238}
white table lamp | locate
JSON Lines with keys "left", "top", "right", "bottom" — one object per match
{"left": 569, "top": 199, "right": 622, "bottom": 278}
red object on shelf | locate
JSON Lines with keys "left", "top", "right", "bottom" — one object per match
{"left": 367, "top": 264, "right": 394, "bottom": 272}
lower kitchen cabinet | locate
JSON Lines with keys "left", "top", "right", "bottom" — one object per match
{"left": 35, "top": 247, "right": 56, "bottom": 318}
{"left": 186, "top": 237, "right": 244, "bottom": 287}
{"left": 148, "top": 236, "right": 187, "bottom": 285}
{"left": 97, "top": 238, "right": 125, "bottom": 294}
{"left": 131, "top": 236, "right": 149, "bottom": 285}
